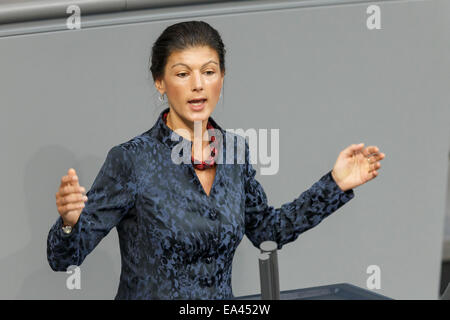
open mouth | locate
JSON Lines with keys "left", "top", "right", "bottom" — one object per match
{"left": 188, "top": 99, "right": 207, "bottom": 105}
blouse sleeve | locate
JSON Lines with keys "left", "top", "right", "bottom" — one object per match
{"left": 46, "top": 145, "right": 137, "bottom": 271}
{"left": 243, "top": 140, "right": 355, "bottom": 250}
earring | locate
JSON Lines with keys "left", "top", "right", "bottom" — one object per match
{"left": 158, "top": 93, "right": 165, "bottom": 102}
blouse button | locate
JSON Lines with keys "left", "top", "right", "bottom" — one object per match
{"left": 209, "top": 208, "right": 218, "bottom": 220}
{"left": 199, "top": 276, "right": 215, "bottom": 287}
{"left": 203, "top": 256, "right": 213, "bottom": 264}
{"left": 199, "top": 277, "right": 207, "bottom": 287}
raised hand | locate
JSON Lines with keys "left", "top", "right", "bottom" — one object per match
{"left": 331, "top": 143, "right": 386, "bottom": 192}
{"left": 55, "top": 168, "right": 88, "bottom": 227}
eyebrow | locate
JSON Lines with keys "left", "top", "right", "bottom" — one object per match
{"left": 171, "top": 60, "right": 218, "bottom": 69}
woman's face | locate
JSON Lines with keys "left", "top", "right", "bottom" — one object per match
{"left": 155, "top": 46, "right": 224, "bottom": 124}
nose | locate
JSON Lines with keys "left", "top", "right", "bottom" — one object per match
{"left": 191, "top": 71, "right": 203, "bottom": 92}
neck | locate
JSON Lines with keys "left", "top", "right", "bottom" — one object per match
{"left": 166, "top": 110, "right": 209, "bottom": 141}
{"left": 166, "top": 110, "right": 210, "bottom": 160}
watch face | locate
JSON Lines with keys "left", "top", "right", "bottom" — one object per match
{"left": 62, "top": 226, "right": 72, "bottom": 234}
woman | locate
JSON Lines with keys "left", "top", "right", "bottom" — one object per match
{"left": 48, "top": 21, "right": 385, "bottom": 300}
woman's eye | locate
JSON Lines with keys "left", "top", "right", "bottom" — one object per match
{"left": 177, "top": 71, "right": 214, "bottom": 77}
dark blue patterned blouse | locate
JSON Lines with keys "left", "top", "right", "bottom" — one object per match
{"left": 47, "top": 107, "right": 355, "bottom": 300}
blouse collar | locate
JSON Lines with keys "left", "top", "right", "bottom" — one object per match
{"left": 150, "top": 107, "right": 226, "bottom": 152}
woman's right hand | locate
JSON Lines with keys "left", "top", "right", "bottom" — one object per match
{"left": 55, "top": 168, "right": 88, "bottom": 227}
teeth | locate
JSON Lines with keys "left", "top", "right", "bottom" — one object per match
{"left": 190, "top": 100, "right": 205, "bottom": 105}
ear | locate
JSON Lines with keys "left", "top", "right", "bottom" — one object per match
{"left": 154, "top": 78, "right": 165, "bottom": 95}
{"left": 220, "top": 70, "right": 225, "bottom": 87}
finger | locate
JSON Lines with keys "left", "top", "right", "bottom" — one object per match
{"left": 70, "top": 174, "right": 81, "bottom": 188}
{"left": 56, "top": 193, "right": 88, "bottom": 206}
{"left": 67, "top": 168, "right": 77, "bottom": 177}
{"left": 66, "top": 168, "right": 82, "bottom": 188}
{"left": 370, "top": 170, "right": 378, "bottom": 179}
{"left": 368, "top": 152, "right": 386, "bottom": 163}
{"left": 368, "top": 162, "right": 381, "bottom": 173}
{"left": 363, "top": 146, "right": 380, "bottom": 157}
{"left": 344, "top": 143, "right": 365, "bottom": 157}
{"left": 60, "top": 201, "right": 85, "bottom": 213}
{"left": 59, "top": 175, "right": 73, "bottom": 189}
{"left": 58, "top": 185, "right": 85, "bottom": 197}
{"left": 59, "top": 168, "right": 79, "bottom": 190}
{"left": 59, "top": 202, "right": 84, "bottom": 215}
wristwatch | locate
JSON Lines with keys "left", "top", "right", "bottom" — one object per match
{"left": 62, "top": 224, "right": 73, "bottom": 234}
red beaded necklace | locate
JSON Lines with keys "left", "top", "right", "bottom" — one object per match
{"left": 163, "top": 111, "right": 217, "bottom": 170}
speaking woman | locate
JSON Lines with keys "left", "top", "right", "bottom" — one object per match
{"left": 48, "top": 21, "right": 385, "bottom": 300}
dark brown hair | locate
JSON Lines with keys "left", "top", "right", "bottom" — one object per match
{"left": 149, "top": 20, "right": 226, "bottom": 82}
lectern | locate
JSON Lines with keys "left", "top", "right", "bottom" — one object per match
{"left": 234, "top": 240, "right": 392, "bottom": 300}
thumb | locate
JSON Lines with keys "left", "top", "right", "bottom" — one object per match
{"left": 343, "top": 143, "right": 364, "bottom": 157}
{"left": 67, "top": 168, "right": 80, "bottom": 187}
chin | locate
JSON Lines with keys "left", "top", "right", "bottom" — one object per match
{"left": 187, "top": 108, "right": 212, "bottom": 122}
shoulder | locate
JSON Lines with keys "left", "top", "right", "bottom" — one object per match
{"left": 99, "top": 131, "right": 158, "bottom": 173}
{"left": 111, "top": 129, "right": 158, "bottom": 156}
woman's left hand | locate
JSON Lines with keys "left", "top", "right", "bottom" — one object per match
{"left": 331, "top": 143, "right": 386, "bottom": 192}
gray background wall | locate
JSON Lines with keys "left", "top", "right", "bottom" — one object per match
{"left": 1, "top": 0, "right": 449, "bottom": 299}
